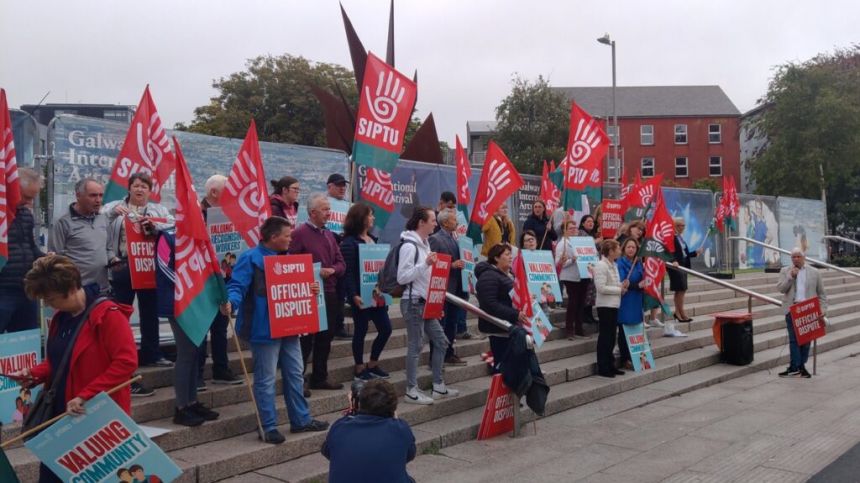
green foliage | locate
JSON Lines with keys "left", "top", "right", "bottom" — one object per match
{"left": 692, "top": 178, "right": 721, "bottom": 192}
{"left": 494, "top": 75, "right": 568, "bottom": 175}
{"left": 178, "top": 54, "right": 357, "bottom": 146}
{"left": 751, "top": 46, "right": 860, "bottom": 231}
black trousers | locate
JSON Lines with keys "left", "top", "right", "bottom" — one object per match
{"left": 300, "top": 292, "right": 340, "bottom": 383}
{"left": 596, "top": 307, "right": 619, "bottom": 374}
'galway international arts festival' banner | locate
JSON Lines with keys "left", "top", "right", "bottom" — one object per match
{"left": 26, "top": 392, "right": 182, "bottom": 482}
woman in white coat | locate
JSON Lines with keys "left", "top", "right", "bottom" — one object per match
{"left": 593, "top": 239, "right": 628, "bottom": 378}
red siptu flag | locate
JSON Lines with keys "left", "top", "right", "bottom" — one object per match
{"left": 221, "top": 120, "right": 271, "bottom": 246}
{"left": 173, "top": 137, "right": 226, "bottom": 346}
{"left": 540, "top": 160, "right": 561, "bottom": 213}
{"left": 563, "top": 102, "right": 609, "bottom": 190}
{"left": 645, "top": 187, "right": 676, "bottom": 255}
{"left": 0, "top": 89, "right": 21, "bottom": 269}
{"left": 511, "top": 252, "right": 534, "bottom": 318}
{"left": 455, "top": 135, "right": 471, "bottom": 206}
{"left": 106, "top": 86, "right": 175, "bottom": 203}
{"left": 470, "top": 141, "right": 523, "bottom": 225}
{"left": 643, "top": 256, "right": 668, "bottom": 305}
{"left": 360, "top": 167, "right": 395, "bottom": 213}
{"left": 626, "top": 173, "right": 664, "bottom": 210}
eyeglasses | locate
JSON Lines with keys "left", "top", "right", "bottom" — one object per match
{"left": 289, "top": 187, "right": 301, "bottom": 192}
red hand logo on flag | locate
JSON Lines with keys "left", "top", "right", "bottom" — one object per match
{"left": 471, "top": 142, "right": 523, "bottom": 225}
{"left": 455, "top": 135, "right": 471, "bottom": 205}
{"left": 354, "top": 53, "right": 417, "bottom": 152}
{"left": 563, "top": 102, "right": 609, "bottom": 190}
{"left": 361, "top": 168, "right": 395, "bottom": 212}
{"left": 643, "top": 257, "right": 667, "bottom": 302}
{"left": 222, "top": 120, "right": 271, "bottom": 247}
{"left": 646, "top": 188, "right": 675, "bottom": 253}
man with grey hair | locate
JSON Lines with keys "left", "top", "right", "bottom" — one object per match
{"left": 290, "top": 192, "right": 345, "bottom": 392}
{"left": 0, "top": 167, "right": 46, "bottom": 332}
{"left": 776, "top": 247, "right": 827, "bottom": 378}
{"left": 428, "top": 208, "right": 468, "bottom": 365}
{"left": 48, "top": 177, "right": 108, "bottom": 290}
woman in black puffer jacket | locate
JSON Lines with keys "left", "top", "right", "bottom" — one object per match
{"left": 475, "top": 243, "right": 528, "bottom": 373}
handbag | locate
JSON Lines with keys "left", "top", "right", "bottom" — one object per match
{"left": 22, "top": 296, "right": 110, "bottom": 439}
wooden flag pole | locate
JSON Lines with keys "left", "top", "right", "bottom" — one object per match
{"left": 228, "top": 317, "right": 265, "bottom": 439}
{"left": 2, "top": 375, "right": 142, "bottom": 449}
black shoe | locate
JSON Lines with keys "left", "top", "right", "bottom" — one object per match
{"left": 598, "top": 371, "right": 616, "bottom": 379}
{"left": 778, "top": 367, "right": 800, "bottom": 378}
{"left": 290, "top": 419, "right": 329, "bottom": 433}
{"left": 131, "top": 381, "right": 155, "bottom": 397}
{"left": 212, "top": 369, "right": 243, "bottom": 385}
{"left": 799, "top": 367, "right": 812, "bottom": 378}
{"left": 197, "top": 379, "right": 208, "bottom": 392}
{"left": 260, "top": 429, "right": 286, "bottom": 444}
{"left": 173, "top": 407, "right": 205, "bottom": 427}
{"left": 613, "top": 369, "right": 625, "bottom": 376}
{"left": 309, "top": 380, "right": 344, "bottom": 390}
{"left": 188, "top": 401, "right": 219, "bottom": 421}
{"left": 368, "top": 366, "right": 390, "bottom": 379}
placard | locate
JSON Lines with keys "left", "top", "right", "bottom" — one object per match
{"left": 124, "top": 217, "right": 161, "bottom": 290}
{"left": 520, "top": 249, "right": 562, "bottom": 310}
{"left": 313, "top": 263, "right": 328, "bottom": 332}
{"left": 477, "top": 374, "right": 515, "bottom": 440}
{"left": 600, "top": 200, "right": 624, "bottom": 239}
{"left": 26, "top": 392, "right": 182, "bottom": 483}
{"left": 265, "top": 254, "right": 319, "bottom": 338}
{"left": 206, "top": 206, "right": 250, "bottom": 279}
{"left": 790, "top": 297, "right": 825, "bottom": 346}
{"left": 295, "top": 197, "right": 351, "bottom": 235}
{"left": 359, "top": 244, "right": 393, "bottom": 309}
{"left": 568, "top": 236, "right": 600, "bottom": 279}
{"left": 423, "top": 253, "right": 452, "bottom": 319}
{"left": 623, "top": 323, "right": 655, "bottom": 372}
{"left": 0, "top": 329, "right": 41, "bottom": 424}
{"left": 458, "top": 237, "right": 477, "bottom": 295}
{"left": 523, "top": 301, "right": 553, "bottom": 349}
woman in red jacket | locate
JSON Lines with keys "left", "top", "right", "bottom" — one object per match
{"left": 13, "top": 255, "right": 138, "bottom": 483}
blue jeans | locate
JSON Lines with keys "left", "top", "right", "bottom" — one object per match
{"left": 401, "top": 298, "right": 448, "bottom": 390}
{"left": 430, "top": 302, "right": 461, "bottom": 360}
{"left": 785, "top": 313, "right": 810, "bottom": 370}
{"left": 251, "top": 337, "right": 311, "bottom": 431}
{"left": 0, "top": 287, "right": 38, "bottom": 333}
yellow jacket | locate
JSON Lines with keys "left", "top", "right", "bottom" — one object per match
{"left": 481, "top": 216, "right": 516, "bottom": 256}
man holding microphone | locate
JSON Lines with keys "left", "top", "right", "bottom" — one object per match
{"left": 776, "top": 248, "right": 827, "bottom": 378}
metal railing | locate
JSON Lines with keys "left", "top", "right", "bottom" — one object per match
{"left": 668, "top": 264, "right": 780, "bottom": 308}
{"left": 824, "top": 235, "right": 860, "bottom": 249}
{"left": 730, "top": 236, "right": 860, "bottom": 278}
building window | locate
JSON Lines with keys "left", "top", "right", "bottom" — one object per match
{"left": 641, "top": 157, "right": 655, "bottom": 178}
{"left": 608, "top": 158, "right": 621, "bottom": 182}
{"left": 709, "top": 156, "right": 722, "bottom": 176}
{"left": 709, "top": 124, "right": 721, "bottom": 143}
{"left": 640, "top": 125, "right": 654, "bottom": 145}
{"left": 607, "top": 125, "right": 620, "bottom": 146}
{"left": 103, "top": 110, "right": 129, "bottom": 122}
{"left": 674, "top": 124, "right": 687, "bottom": 144}
{"left": 675, "top": 157, "right": 688, "bottom": 177}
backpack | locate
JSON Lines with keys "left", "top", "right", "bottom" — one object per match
{"left": 378, "top": 239, "right": 418, "bottom": 297}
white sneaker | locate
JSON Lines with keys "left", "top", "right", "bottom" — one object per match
{"left": 404, "top": 387, "right": 434, "bottom": 405}
{"left": 643, "top": 320, "right": 654, "bottom": 329}
{"left": 431, "top": 383, "right": 460, "bottom": 400}
{"left": 650, "top": 319, "right": 665, "bottom": 328}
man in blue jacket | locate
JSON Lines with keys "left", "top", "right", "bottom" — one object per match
{"left": 223, "top": 216, "right": 328, "bottom": 444}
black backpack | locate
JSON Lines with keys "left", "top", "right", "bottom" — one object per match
{"left": 378, "top": 239, "right": 418, "bottom": 297}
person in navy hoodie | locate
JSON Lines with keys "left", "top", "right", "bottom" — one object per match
{"left": 322, "top": 379, "right": 416, "bottom": 483}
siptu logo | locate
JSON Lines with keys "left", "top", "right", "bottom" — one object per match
{"left": 650, "top": 221, "right": 674, "bottom": 243}
{"left": 476, "top": 158, "right": 513, "bottom": 220}
{"left": 227, "top": 150, "right": 265, "bottom": 221}
{"left": 366, "top": 70, "right": 406, "bottom": 124}
{"left": 137, "top": 113, "right": 171, "bottom": 172}
{"left": 638, "top": 184, "right": 656, "bottom": 205}
{"left": 567, "top": 117, "right": 605, "bottom": 166}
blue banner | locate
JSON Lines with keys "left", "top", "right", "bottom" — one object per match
{"left": 622, "top": 323, "right": 655, "bottom": 372}
{"left": 520, "top": 249, "right": 562, "bottom": 310}
{"left": 26, "top": 392, "right": 182, "bottom": 483}
{"left": 359, "top": 244, "right": 392, "bottom": 309}
{"left": 0, "top": 329, "right": 41, "bottom": 424}
{"left": 777, "top": 196, "right": 827, "bottom": 264}
{"left": 662, "top": 187, "right": 717, "bottom": 270}
{"left": 735, "top": 194, "right": 780, "bottom": 269}
{"left": 458, "top": 237, "right": 477, "bottom": 295}
{"left": 10, "top": 109, "right": 39, "bottom": 167}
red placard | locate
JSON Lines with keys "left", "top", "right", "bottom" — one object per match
{"left": 423, "top": 253, "right": 452, "bottom": 319}
{"left": 124, "top": 217, "right": 166, "bottom": 290}
{"left": 601, "top": 200, "right": 624, "bottom": 239}
{"left": 477, "top": 374, "right": 515, "bottom": 440}
{"left": 265, "top": 254, "right": 319, "bottom": 338}
{"left": 354, "top": 53, "right": 417, "bottom": 153}
{"left": 790, "top": 297, "right": 826, "bottom": 346}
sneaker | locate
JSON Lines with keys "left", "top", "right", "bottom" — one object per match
{"left": 173, "top": 407, "right": 204, "bottom": 427}
{"left": 799, "top": 367, "right": 812, "bottom": 378}
{"left": 354, "top": 368, "right": 377, "bottom": 382}
{"left": 212, "top": 369, "right": 243, "bottom": 385}
{"left": 643, "top": 321, "right": 654, "bottom": 329}
{"left": 368, "top": 366, "right": 390, "bottom": 379}
{"left": 197, "top": 379, "right": 208, "bottom": 392}
{"left": 778, "top": 368, "right": 800, "bottom": 378}
{"left": 309, "top": 380, "right": 344, "bottom": 390}
{"left": 649, "top": 319, "right": 665, "bottom": 328}
{"left": 260, "top": 429, "right": 286, "bottom": 444}
{"left": 444, "top": 355, "right": 468, "bottom": 366}
{"left": 403, "top": 387, "right": 434, "bottom": 405}
{"left": 431, "top": 383, "right": 460, "bottom": 400}
{"left": 188, "top": 401, "right": 219, "bottom": 421}
{"left": 456, "top": 331, "right": 474, "bottom": 340}
{"left": 290, "top": 419, "right": 329, "bottom": 433}
{"left": 131, "top": 381, "right": 155, "bottom": 397}
{"left": 145, "top": 358, "right": 174, "bottom": 368}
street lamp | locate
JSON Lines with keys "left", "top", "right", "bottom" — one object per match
{"left": 597, "top": 33, "right": 618, "bottom": 182}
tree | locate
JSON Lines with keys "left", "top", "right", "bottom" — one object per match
{"left": 751, "top": 46, "right": 860, "bottom": 231}
{"left": 177, "top": 54, "right": 358, "bottom": 146}
{"left": 692, "top": 178, "right": 721, "bottom": 192}
{"left": 494, "top": 75, "right": 568, "bottom": 175}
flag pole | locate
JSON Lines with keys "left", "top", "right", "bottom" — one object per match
{"left": 227, "top": 317, "right": 265, "bottom": 439}
{"left": 624, "top": 197, "right": 657, "bottom": 282}
{"left": 2, "top": 375, "right": 142, "bottom": 449}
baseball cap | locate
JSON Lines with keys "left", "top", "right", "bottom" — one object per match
{"left": 327, "top": 173, "right": 349, "bottom": 185}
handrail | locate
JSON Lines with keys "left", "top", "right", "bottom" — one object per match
{"left": 824, "top": 235, "right": 860, "bottom": 248}
{"left": 444, "top": 292, "right": 534, "bottom": 349}
{"left": 667, "top": 264, "right": 781, "bottom": 306}
{"left": 730, "top": 236, "right": 860, "bottom": 278}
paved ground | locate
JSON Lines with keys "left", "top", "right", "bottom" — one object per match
{"left": 406, "top": 343, "right": 860, "bottom": 483}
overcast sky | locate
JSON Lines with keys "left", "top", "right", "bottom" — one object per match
{"left": 2, "top": 1, "right": 857, "bottom": 145}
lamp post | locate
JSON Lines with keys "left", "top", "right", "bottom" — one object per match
{"left": 597, "top": 33, "right": 617, "bottom": 182}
